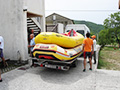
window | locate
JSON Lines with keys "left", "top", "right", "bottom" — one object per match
{"left": 76, "top": 30, "right": 85, "bottom": 36}
{"left": 67, "top": 30, "right": 70, "bottom": 32}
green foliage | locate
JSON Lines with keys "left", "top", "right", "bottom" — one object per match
{"left": 73, "top": 20, "right": 104, "bottom": 34}
{"left": 98, "top": 12, "right": 120, "bottom": 47}
{"left": 98, "top": 30, "right": 108, "bottom": 47}
{"left": 103, "top": 12, "right": 120, "bottom": 47}
{"left": 99, "top": 29, "right": 116, "bottom": 47}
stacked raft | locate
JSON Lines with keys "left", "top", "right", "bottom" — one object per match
{"left": 33, "top": 30, "right": 84, "bottom": 61}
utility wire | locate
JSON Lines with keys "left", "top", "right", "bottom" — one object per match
{"left": 46, "top": 10, "right": 119, "bottom": 12}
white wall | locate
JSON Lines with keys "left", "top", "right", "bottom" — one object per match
{"left": 0, "top": 0, "right": 28, "bottom": 60}
{"left": 26, "top": 0, "right": 44, "bottom": 16}
{"left": 26, "top": 0, "right": 45, "bottom": 32}
{"left": 0, "top": 0, "right": 45, "bottom": 60}
{"left": 57, "top": 23, "right": 64, "bottom": 33}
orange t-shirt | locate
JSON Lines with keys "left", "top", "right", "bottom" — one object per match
{"left": 83, "top": 38, "right": 93, "bottom": 52}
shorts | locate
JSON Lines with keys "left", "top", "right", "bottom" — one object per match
{"left": 0, "top": 49, "right": 3, "bottom": 58}
{"left": 84, "top": 52, "right": 92, "bottom": 59}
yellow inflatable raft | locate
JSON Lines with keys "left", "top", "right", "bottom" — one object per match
{"left": 34, "top": 31, "right": 84, "bottom": 48}
{"left": 33, "top": 43, "right": 83, "bottom": 61}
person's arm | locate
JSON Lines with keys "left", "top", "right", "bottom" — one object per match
{"left": 82, "top": 44, "right": 85, "bottom": 52}
{"left": 28, "top": 45, "right": 31, "bottom": 48}
{"left": 28, "top": 44, "right": 35, "bottom": 56}
{"left": 82, "top": 39, "right": 85, "bottom": 52}
{"left": 29, "top": 45, "right": 35, "bottom": 47}
{"left": 91, "top": 44, "right": 94, "bottom": 55}
{"left": 28, "top": 44, "right": 35, "bottom": 48}
{"left": 0, "top": 39, "right": 1, "bottom": 45}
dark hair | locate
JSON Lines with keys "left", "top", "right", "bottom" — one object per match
{"left": 86, "top": 32, "right": 90, "bottom": 38}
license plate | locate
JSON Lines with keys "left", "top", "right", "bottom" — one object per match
{"left": 45, "top": 64, "right": 56, "bottom": 68}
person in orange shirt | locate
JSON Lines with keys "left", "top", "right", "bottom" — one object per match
{"left": 82, "top": 32, "right": 94, "bottom": 72}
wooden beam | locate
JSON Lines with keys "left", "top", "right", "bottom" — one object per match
{"left": 27, "top": 12, "right": 41, "bottom": 18}
{"left": 119, "top": 0, "right": 120, "bottom": 9}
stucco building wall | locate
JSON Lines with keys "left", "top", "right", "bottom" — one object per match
{"left": 26, "top": 0, "right": 45, "bottom": 31}
{"left": 0, "top": 0, "right": 45, "bottom": 60}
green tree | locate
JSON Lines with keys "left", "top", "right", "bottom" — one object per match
{"left": 98, "top": 30, "right": 110, "bottom": 48}
{"left": 104, "top": 12, "right": 120, "bottom": 47}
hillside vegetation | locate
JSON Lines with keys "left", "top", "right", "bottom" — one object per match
{"left": 73, "top": 20, "right": 104, "bottom": 34}
{"left": 98, "top": 46, "right": 120, "bottom": 70}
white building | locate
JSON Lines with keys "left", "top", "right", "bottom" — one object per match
{"left": 0, "top": 0, "right": 45, "bottom": 60}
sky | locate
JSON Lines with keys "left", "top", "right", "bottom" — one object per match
{"left": 45, "top": 0, "right": 119, "bottom": 25}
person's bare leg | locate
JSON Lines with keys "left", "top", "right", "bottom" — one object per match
{"left": 0, "top": 69, "right": 2, "bottom": 82}
{"left": 84, "top": 58, "right": 87, "bottom": 69}
{"left": 89, "top": 58, "right": 92, "bottom": 69}
{"left": 83, "top": 58, "right": 86, "bottom": 72}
